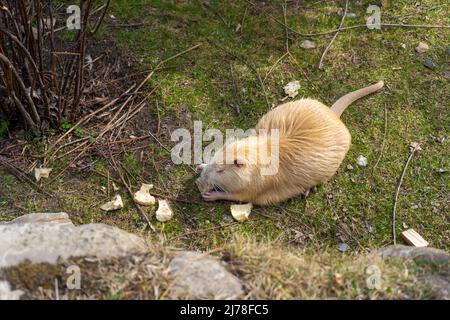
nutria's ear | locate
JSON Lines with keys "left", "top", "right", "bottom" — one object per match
{"left": 234, "top": 159, "right": 244, "bottom": 168}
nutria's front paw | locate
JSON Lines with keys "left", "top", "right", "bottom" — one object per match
{"left": 302, "top": 186, "right": 318, "bottom": 198}
{"left": 202, "top": 191, "right": 222, "bottom": 201}
{"left": 202, "top": 191, "right": 237, "bottom": 201}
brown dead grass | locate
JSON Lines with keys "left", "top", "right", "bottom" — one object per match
{"left": 4, "top": 236, "right": 443, "bottom": 300}
{"left": 223, "top": 236, "right": 440, "bottom": 300}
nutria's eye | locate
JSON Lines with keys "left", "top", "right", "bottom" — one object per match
{"left": 234, "top": 159, "right": 244, "bottom": 168}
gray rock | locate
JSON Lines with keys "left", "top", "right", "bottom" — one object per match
{"left": 421, "top": 275, "right": 450, "bottom": 300}
{"left": 222, "top": 215, "right": 234, "bottom": 224}
{"left": 380, "top": 246, "right": 450, "bottom": 300}
{"left": 0, "top": 212, "right": 73, "bottom": 226}
{"left": 0, "top": 214, "right": 147, "bottom": 268}
{"left": 423, "top": 58, "right": 436, "bottom": 69}
{"left": 338, "top": 243, "right": 350, "bottom": 252}
{"left": 167, "top": 251, "right": 244, "bottom": 299}
{"left": 379, "top": 245, "right": 450, "bottom": 266}
{"left": 0, "top": 280, "right": 24, "bottom": 300}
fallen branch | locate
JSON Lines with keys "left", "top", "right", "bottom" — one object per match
{"left": 373, "top": 104, "right": 388, "bottom": 170}
{"left": 318, "top": 0, "right": 348, "bottom": 69}
{"left": 392, "top": 143, "right": 420, "bottom": 245}
{"left": 207, "top": 39, "right": 271, "bottom": 109}
{"left": 0, "top": 155, "right": 62, "bottom": 205}
{"left": 270, "top": 15, "right": 450, "bottom": 37}
{"left": 108, "top": 145, "right": 156, "bottom": 232}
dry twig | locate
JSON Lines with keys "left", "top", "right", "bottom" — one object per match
{"left": 318, "top": 0, "right": 348, "bottom": 69}
{"left": 392, "top": 143, "right": 421, "bottom": 244}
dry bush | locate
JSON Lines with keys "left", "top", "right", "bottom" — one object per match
{"left": 0, "top": 0, "right": 110, "bottom": 131}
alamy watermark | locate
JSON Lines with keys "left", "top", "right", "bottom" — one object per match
{"left": 66, "top": 265, "right": 81, "bottom": 290}
{"left": 66, "top": 5, "right": 81, "bottom": 30}
{"left": 366, "top": 5, "right": 382, "bottom": 30}
{"left": 170, "top": 121, "right": 280, "bottom": 176}
{"left": 366, "top": 264, "right": 382, "bottom": 290}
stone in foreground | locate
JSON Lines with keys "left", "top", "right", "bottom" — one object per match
{"left": 167, "top": 251, "right": 244, "bottom": 299}
{"left": 0, "top": 213, "right": 147, "bottom": 268}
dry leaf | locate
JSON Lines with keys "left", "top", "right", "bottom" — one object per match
{"left": 283, "top": 81, "right": 301, "bottom": 98}
{"left": 34, "top": 168, "right": 52, "bottom": 182}
{"left": 100, "top": 195, "right": 123, "bottom": 211}
{"left": 156, "top": 199, "right": 173, "bottom": 222}
{"left": 230, "top": 203, "right": 253, "bottom": 222}
{"left": 133, "top": 184, "right": 155, "bottom": 206}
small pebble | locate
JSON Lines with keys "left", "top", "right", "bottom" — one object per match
{"left": 345, "top": 12, "right": 357, "bottom": 18}
{"left": 283, "top": 80, "right": 301, "bottom": 98}
{"left": 415, "top": 42, "right": 429, "bottom": 54}
{"left": 300, "top": 40, "right": 316, "bottom": 49}
{"left": 356, "top": 155, "right": 368, "bottom": 167}
{"left": 423, "top": 58, "right": 436, "bottom": 69}
{"left": 222, "top": 215, "right": 234, "bottom": 224}
{"left": 338, "top": 243, "right": 349, "bottom": 252}
{"left": 347, "top": 164, "right": 354, "bottom": 170}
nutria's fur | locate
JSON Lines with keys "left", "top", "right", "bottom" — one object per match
{"left": 198, "top": 81, "right": 384, "bottom": 205}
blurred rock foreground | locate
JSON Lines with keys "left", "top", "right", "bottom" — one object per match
{"left": 0, "top": 213, "right": 448, "bottom": 300}
{"left": 0, "top": 213, "right": 244, "bottom": 300}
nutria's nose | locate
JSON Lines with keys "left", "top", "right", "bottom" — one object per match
{"left": 197, "top": 164, "right": 207, "bottom": 173}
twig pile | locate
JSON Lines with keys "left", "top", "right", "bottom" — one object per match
{"left": 0, "top": 0, "right": 110, "bottom": 130}
{"left": 42, "top": 44, "right": 202, "bottom": 181}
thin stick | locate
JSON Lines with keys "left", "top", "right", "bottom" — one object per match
{"left": 148, "top": 131, "right": 197, "bottom": 173}
{"left": 282, "top": 0, "right": 289, "bottom": 53}
{"left": 91, "top": 169, "right": 208, "bottom": 205}
{"left": 90, "top": 0, "right": 111, "bottom": 34}
{"left": 263, "top": 2, "right": 316, "bottom": 94}
{"left": 207, "top": 39, "right": 270, "bottom": 109}
{"left": 270, "top": 15, "right": 450, "bottom": 37}
{"left": 318, "top": 0, "right": 348, "bottom": 69}
{"left": 373, "top": 104, "right": 388, "bottom": 170}
{"left": 263, "top": 52, "right": 288, "bottom": 83}
{"left": 392, "top": 144, "right": 420, "bottom": 245}
{"left": 155, "top": 99, "right": 161, "bottom": 135}
{"left": 107, "top": 22, "right": 148, "bottom": 28}
{"left": 108, "top": 146, "right": 156, "bottom": 232}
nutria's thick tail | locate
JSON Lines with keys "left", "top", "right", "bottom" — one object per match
{"left": 331, "top": 81, "right": 384, "bottom": 117}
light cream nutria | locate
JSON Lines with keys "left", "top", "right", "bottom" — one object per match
{"left": 197, "top": 81, "right": 384, "bottom": 205}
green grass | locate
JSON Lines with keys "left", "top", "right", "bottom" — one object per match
{"left": 0, "top": 0, "right": 448, "bottom": 251}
